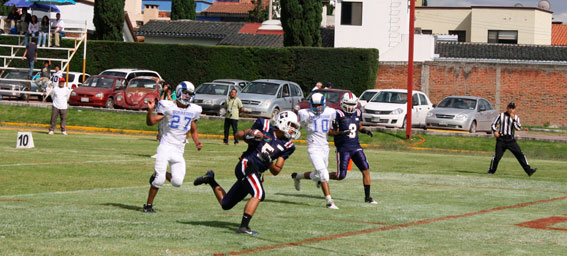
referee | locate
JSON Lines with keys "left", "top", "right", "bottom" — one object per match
{"left": 488, "top": 102, "right": 537, "bottom": 176}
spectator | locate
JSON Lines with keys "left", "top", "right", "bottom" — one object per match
{"left": 223, "top": 88, "right": 243, "bottom": 145}
{"left": 31, "top": 60, "right": 52, "bottom": 93}
{"left": 47, "top": 77, "right": 71, "bottom": 135}
{"left": 325, "top": 82, "right": 333, "bottom": 89}
{"left": 38, "top": 16, "right": 49, "bottom": 47}
{"left": 312, "top": 82, "right": 323, "bottom": 91}
{"left": 18, "top": 8, "right": 31, "bottom": 35}
{"left": 51, "top": 65, "right": 63, "bottom": 85}
{"left": 4, "top": 7, "right": 19, "bottom": 33}
{"left": 25, "top": 15, "right": 39, "bottom": 46}
{"left": 21, "top": 37, "right": 37, "bottom": 79}
{"left": 51, "top": 13, "right": 65, "bottom": 47}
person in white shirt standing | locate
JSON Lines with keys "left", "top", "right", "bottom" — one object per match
{"left": 143, "top": 81, "right": 203, "bottom": 213}
{"left": 312, "top": 82, "right": 322, "bottom": 91}
{"left": 48, "top": 77, "right": 71, "bottom": 135}
{"left": 52, "top": 13, "right": 65, "bottom": 47}
{"left": 291, "top": 93, "right": 339, "bottom": 209}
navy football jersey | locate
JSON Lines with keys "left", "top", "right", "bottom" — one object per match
{"left": 241, "top": 118, "right": 296, "bottom": 172}
{"left": 333, "top": 109, "right": 362, "bottom": 152}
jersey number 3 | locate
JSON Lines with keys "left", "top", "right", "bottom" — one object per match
{"left": 170, "top": 115, "right": 192, "bottom": 130}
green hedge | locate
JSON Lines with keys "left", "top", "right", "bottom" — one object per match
{"left": 1, "top": 38, "right": 379, "bottom": 96}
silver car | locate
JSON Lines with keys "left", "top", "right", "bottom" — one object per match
{"left": 239, "top": 79, "right": 304, "bottom": 118}
{"left": 193, "top": 82, "right": 242, "bottom": 116}
{"left": 426, "top": 96, "right": 499, "bottom": 133}
{"left": 212, "top": 79, "right": 251, "bottom": 90}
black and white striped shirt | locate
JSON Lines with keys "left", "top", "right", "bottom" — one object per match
{"left": 491, "top": 112, "right": 521, "bottom": 136}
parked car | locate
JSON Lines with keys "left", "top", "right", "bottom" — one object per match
{"left": 239, "top": 79, "right": 304, "bottom": 118}
{"left": 69, "top": 75, "right": 126, "bottom": 108}
{"left": 426, "top": 96, "right": 499, "bottom": 133}
{"left": 99, "top": 68, "right": 161, "bottom": 83}
{"left": 358, "top": 89, "right": 382, "bottom": 107}
{"left": 0, "top": 71, "right": 40, "bottom": 100}
{"left": 293, "top": 88, "right": 360, "bottom": 113}
{"left": 64, "top": 72, "right": 90, "bottom": 89}
{"left": 212, "top": 79, "right": 251, "bottom": 90}
{"left": 361, "top": 89, "right": 433, "bottom": 128}
{"left": 193, "top": 82, "right": 242, "bottom": 116}
{"left": 113, "top": 77, "right": 164, "bottom": 110}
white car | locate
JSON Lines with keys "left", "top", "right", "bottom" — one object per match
{"left": 358, "top": 89, "right": 382, "bottom": 107}
{"left": 65, "top": 72, "right": 90, "bottom": 89}
{"left": 99, "top": 68, "right": 162, "bottom": 82}
{"left": 361, "top": 89, "right": 433, "bottom": 128}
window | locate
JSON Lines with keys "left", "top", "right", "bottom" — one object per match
{"left": 421, "top": 30, "right": 433, "bottom": 35}
{"left": 341, "top": 2, "right": 362, "bottom": 26}
{"left": 480, "top": 99, "right": 493, "bottom": 110}
{"left": 449, "top": 30, "right": 466, "bottom": 42}
{"left": 488, "top": 30, "right": 518, "bottom": 44}
{"left": 412, "top": 94, "right": 419, "bottom": 106}
{"left": 282, "top": 84, "right": 290, "bottom": 97}
{"left": 418, "top": 93, "right": 429, "bottom": 105}
{"left": 291, "top": 85, "right": 301, "bottom": 97}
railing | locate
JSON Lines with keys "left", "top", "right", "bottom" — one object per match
{"left": 0, "top": 21, "right": 88, "bottom": 101}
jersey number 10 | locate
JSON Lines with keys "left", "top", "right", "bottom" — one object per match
{"left": 313, "top": 119, "right": 329, "bottom": 132}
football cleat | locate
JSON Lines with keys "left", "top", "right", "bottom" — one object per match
{"left": 326, "top": 201, "right": 339, "bottom": 210}
{"left": 235, "top": 227, "right": 259, "bottom": 236}
{"left": 193, "top": 170, "right": 215, "bottom": 186}
{"left": 48, "top": 131, "right": 54, "bottom": 135}
{"left": 291, "top": 172, "right": 300, "bottom": 191}
{"left": 62, "top": 131, "right": 67, "bottom": 135}
{"left": 365, "top": 197, "right": 378, "bottom": 205}
{"left": 150, "top": 154, "right": 157, "bottom": 159}
{"left": 527, "top": 168, "right": 537, "bottom": 177}
{"left": 143, "top": 204, "right": 155, "bottom": 213}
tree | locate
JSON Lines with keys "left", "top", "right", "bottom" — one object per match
{"left": 93, "top": 0, "right": 125, "bottom": 41}
{"left": 248, "top": 0, "right": 268, "bottom": 22}
{"left": 280, "top": 0, "right": 322, "bottom": 47}
{"left": 171, "top": 0, "right": 196, "bottom": 20}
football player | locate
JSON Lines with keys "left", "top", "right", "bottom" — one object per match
{"left": 193, "top": 111, "right": 300, "bottom": 236}
{"left": 143, "top": 81, "right": 203, "bottom": 213}
{"left": 330, "top": 92, "right": 378, "bottom": 204}
{"left": 291, "top": 93, "right": 339, "bottom": 209}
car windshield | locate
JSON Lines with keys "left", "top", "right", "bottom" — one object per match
{"left": 195, "top": 83, "right": 228, "bottom": 95}
{"left": 241, "top": 82, "right": 279, "bottom": 95}
{"left": 100, "top": 71, "right": 127, "bottom": 78}
{"left": 128, "top": 79, "right": 157, "bottom": 89}
{"left": 371, "top": 91, "right": 407, "bottom": 104}
{"left": 306, "top": 91, "right": 342, "bottom": 103}
{"left": 360, "top": 91, "right": 378, "bottom": 101}
{"left": 438, "top": 98, "right": 477, "bottom": 110}
{"left": 83, "top": 77, "right": 116, "bottom": 88}
{"left": 4, "top": 72, "right": 28, "bottom": 79}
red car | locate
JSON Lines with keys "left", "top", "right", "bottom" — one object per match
{"left": 69, "top": 75, "right": 126, "bottom": 108}
{"left": 294, "top": 88, "right": 361, "bottom": 113}
{"left": 113, "top": 77, "right": 164, "bottom": 110}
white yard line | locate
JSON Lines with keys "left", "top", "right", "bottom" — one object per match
{"left": 0, "top": 159, "right": 149, "bottom": 167}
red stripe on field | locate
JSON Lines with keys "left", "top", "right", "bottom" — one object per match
{"left": 218, "top": 196, "right": 567, "bottom": 255}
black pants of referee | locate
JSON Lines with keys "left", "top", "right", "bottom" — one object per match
{"left": 488, "top": 136, "right": 532, "bottom": 174}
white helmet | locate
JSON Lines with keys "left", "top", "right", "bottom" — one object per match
{"left": 309, "top": 93, "right": 326, "bottom": 115}
{"left": 176, "top": 81, "right": 195, "bottom": 106}
{"left": 340, "top": 92, "right": 358, "bottom": 114}
{"left": 272, "top": 111, "right": 301, "bottom": 140}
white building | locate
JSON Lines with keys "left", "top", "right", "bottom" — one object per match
{"left": 334, "top": 0, "right": 435, "bottom": 62}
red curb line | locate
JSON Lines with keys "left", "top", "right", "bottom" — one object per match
{"left": 218, "top": 196, "right": 567, "bottom": 255}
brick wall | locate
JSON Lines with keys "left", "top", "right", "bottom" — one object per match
{"left": 376, "top": 61, "right": 567, "bottom": 127}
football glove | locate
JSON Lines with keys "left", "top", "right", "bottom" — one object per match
{"left": 360, "top": 128, "right": 373, "bottom": 138}
{"left": 244, "top": 129, "right": 263, "bottom": 143}
{"left": 339, "top": 129, "right": 351, "bottom": 136}
{"left": 258, "top": 152, "right": 272, "bottom": 165}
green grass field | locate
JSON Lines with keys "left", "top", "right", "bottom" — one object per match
{"left": 1, "top": 128, "right": 567, "bottom": 255}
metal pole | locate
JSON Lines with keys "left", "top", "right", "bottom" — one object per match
{"left": 406, "top": 0, "right": 416, "bottom": 140}
{"left": 268, "top": 0, "right": 273, "bottom": 20}
{"left": 82, "top": 20, "right": 87, "bottom": 82}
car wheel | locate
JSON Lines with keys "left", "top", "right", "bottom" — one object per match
{"left": 469, "top": 121, "right": 477, "bottom": 133}
{"left": 271, "top": 107, "right": 280, "bottom": 118}
{"left": 219, "top": 108, "right": 226, "bottom": 117}
{"left": 105, "top": 97, "right": 114, "bottom": 109}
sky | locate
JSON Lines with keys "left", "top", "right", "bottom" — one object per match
{"left": 429, "top": 0, "right": 567, "bottom": 23}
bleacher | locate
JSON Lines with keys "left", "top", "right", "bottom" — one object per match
{"left": 0, "top": 19, "right": 87, "bottom": 101}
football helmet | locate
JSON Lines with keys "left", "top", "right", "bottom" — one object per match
{"left": 340, "top": 92, "right": 358, "bottom": 114}
{"left": 309, "top": 93, "right": 326, "bottom": 115}
{"left": 176, "top": 81, "right": 195, "bottom": 106}
{"left": 272, "top": 111, "right": 301, "bottom": 140}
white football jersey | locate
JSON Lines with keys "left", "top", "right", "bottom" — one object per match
{"left": 298, "top": 107, "right": 336, "bottom": 147}
{"left": 157, "top": 100, "right": 202, "bottom": 150}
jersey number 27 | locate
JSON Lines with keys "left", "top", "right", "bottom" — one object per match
{"left": 170, "top": 115, "right": 192, "bottom": 131}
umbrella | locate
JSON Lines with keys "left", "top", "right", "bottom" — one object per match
{"left": 4, "top": 0, "right": 60, "bottom": 12}
{"left": 25, "top": 0, "right": 76, "bottom": 47}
